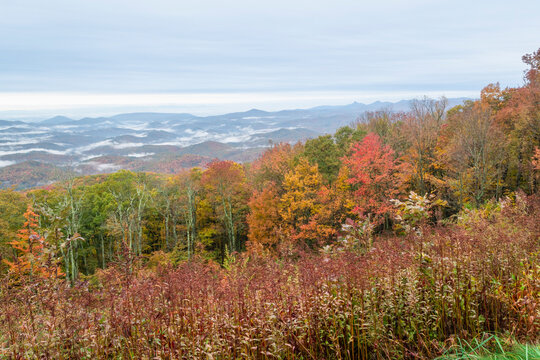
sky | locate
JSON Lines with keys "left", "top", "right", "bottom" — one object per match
{"left": 0, "top": 0, "right": 539, "bottom": 119}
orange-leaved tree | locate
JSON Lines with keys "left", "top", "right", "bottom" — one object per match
{"left": 246, "top": 183, "right": 282, "bottom": 255}
{"left": 249, "top": 142, "right": 303, "bottom": 192}
{"left": 3, "top": 205, "right": 64, "bottom": 281}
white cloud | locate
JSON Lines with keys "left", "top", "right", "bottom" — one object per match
{"left": 127, "top": 152, "right": 154, "bottom": 158}
{"left": 84, "top": 162, "right": 121, "bottom": 172}
{"left": 0, "top": 139, "right": 40, "bottom": 146}
{"left": 0, "top": 160, "right": 15, "bottom": 168}
{"left": 0, "top": 148, "right": 66, "bottom": 156}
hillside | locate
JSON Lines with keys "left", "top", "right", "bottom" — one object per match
{"left": 0, "top": 49, "right": 539, "bottom": 359}
{"left": 0, "top": 98, "right": 468, "bottom": 189}
{"left": 0, "top": 161, "right": 70, "bottom": 189}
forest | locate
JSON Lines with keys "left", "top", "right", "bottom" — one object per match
{"left": 0, "top": 49, "right": 539, "bottom": 359}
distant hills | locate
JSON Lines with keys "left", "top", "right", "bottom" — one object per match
{"left": 0, "top": 98, "right": 469, "bottom": 189}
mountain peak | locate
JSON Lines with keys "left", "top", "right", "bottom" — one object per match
{"left": 41, "top": 115, "right": 73, "bottom": 125}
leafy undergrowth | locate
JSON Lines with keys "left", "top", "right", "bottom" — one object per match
{"left": 0, "top": 196, "right": 538, "bottom": 359}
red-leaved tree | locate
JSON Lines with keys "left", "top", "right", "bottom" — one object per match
{"left": 344, "top": 133, "right": 401, "bottom": 227}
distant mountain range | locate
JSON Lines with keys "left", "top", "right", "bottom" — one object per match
{"left": 0, "top": 98, "right": 469, "bottom": 189}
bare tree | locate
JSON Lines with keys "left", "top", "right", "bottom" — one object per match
{"left": 403, "top": 97, "right": 448, "bottom": 194}
{"left": 445, "top": 104, "right": 506, "bottom": 206}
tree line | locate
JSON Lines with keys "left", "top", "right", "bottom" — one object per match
{"left": 0, "top": 49, "right": 539, "bottom": 282}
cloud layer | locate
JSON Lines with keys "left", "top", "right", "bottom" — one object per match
{"left": 1, "top": 0, "right": 538, "bottom": 97}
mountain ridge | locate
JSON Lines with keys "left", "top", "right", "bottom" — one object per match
{"left": 35, "top": 98, "right": 471, "bottom": 125}
{"left": 1, "top": 97, "right": 470, "bottom": 189}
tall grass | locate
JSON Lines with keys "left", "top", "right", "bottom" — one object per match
{"left": 0, "top": 195, "right": 538, "bottom": 359}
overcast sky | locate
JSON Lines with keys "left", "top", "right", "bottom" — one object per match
{"left": 0, "top": 0, "right": 539, "bottom": 118}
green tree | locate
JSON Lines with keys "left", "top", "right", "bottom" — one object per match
{"left": 304, "top": 135, "right": 341, "bottom": 183}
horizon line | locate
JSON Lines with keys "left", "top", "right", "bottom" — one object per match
{"left": 0, "top": 90, "right": 478, "bottom": 120}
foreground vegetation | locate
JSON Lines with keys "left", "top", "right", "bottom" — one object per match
{"left": 0, "top": 50, "right": 539, "bottom": 359}
{"left": 1, "top": 194, "right": 538, "bottom": 359}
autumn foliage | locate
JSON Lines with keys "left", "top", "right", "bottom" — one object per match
{"left": 0, "top": 194, "right": 538, "bottom": 359}
{"left": 0, "top": 48, "right": 539, "bottom": 359}
{"left": 344, "top": 133, "right": 400, "bottom": 226}
{"left": 2, "top": 205, "right": 63, "bottom": 281}
{"left": 246, "top": 184, "right": 281, "bottom": 254}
